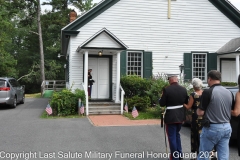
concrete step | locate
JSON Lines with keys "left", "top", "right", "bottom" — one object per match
{"left": 88, "top": 110, "right": 121, "bottom": 115}
{"left": 88, "top": 102, "right": 121, "bottom": 115}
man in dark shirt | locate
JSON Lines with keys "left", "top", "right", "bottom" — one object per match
{"left": 197, "top": 70, "right": 234, "bottom": 160}
{"left": 160, "top": 75, "right": 188, "bottom": 160}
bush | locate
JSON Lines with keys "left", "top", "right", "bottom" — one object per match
{"left": 120, "top": 75, "right": 151, "bottom": 98}
{"left": 145, "top": 78, "right": 169, "bottom": 105}
{"left": 125, "top": 95, "right": 151, "bottom": 111}
{"left": 221, "top": 82, "right": 237, "bottom": 86}
{"left": 50, "top": 89, "right": 85, "bottom": 116}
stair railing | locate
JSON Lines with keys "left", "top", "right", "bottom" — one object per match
{"left": 81, "top": 83, "right": 89, "bottom": 115}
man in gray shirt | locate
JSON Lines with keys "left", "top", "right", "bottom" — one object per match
{"left": 197, "top": 70, "right": 234, "bottom": 160}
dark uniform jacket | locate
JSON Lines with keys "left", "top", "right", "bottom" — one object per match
{"left": 160, "top": 82, "right": 188, "bottom": 124}
{"left": 88, "top": 72, "right": 93, "bottom": 86}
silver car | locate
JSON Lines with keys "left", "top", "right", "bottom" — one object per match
{"left": 0, "top": 77, "right": 25, "bottom": 108}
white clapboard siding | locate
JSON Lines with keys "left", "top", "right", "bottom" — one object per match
{"left": 69, "top": 0, "right": 240, "bottom": 90}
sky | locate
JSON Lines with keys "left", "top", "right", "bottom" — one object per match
{"left": 40, "top": 0, "right": 240, "bottom": 13}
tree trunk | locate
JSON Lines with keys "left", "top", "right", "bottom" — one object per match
{"left": 37, "top": 0, "right": 45, "bottom": 94}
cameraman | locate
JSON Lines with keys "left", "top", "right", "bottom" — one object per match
{"left": 197, "top": 70, "right": 234, "bottom": 160}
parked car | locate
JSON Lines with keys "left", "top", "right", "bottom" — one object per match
{"left": 184, "top": 87, "right": 239, "bottom": 140}
{"left": 0, "top": 77, "right": 25, "bottom": 108}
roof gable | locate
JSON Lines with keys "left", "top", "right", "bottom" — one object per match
{"left": 209, "top": 0, "right": 240, "bottom": 28}
{"left": 62, "top": 0, "right": 240, "bottom": 32}
{"left": 63, "top": 0, "right": 120, "bottom": 31}
{"left": 77, "top": 28, "right": 128, "bottom": 51}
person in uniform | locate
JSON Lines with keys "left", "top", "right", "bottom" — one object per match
{"left": 88, "top": 69, "right": 94, "bottom": 99}
{"left": 160, "top": 74, "right": 188, "bottom": 160}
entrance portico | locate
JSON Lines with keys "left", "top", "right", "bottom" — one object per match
{"left": 76, "top": 28, "right": 128, "bottom": 115}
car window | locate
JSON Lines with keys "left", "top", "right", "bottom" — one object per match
{"left": 0, "top": 80, "right": 6, "bottom": 87}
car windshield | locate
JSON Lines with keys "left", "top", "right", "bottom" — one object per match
{"left": 0, "top": 80, "right": 6, "bottom": 87}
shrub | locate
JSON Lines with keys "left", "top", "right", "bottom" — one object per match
{"left": 120, "top": 75, "right": 151, "bottom": 98}
{"left": 50, "top": 89, "right": 85, "bottom": 116}
{"left": 145, "top": 78, "right": 169, "bottom": 105}
{"left": 125, "top": 95, "right": 151, "bottom": 111}
{"left": 221, "top": 82, "right": 237, "bottom": 86}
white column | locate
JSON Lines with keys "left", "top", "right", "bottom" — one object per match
{"left": 84, "top": 51, "right": 89, "bottom": 115}
{"left": 115, "top": 52, "right": 120, "bottom": 103}
{"left": 236, "top": 55, "right": 239, "bottom": 82}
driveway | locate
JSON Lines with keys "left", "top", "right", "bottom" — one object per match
{"left": 0, "top": 98, "right": 238, "bottom": 160}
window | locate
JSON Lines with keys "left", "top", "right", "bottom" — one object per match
{"left": 184, "top": 52, "right": 217, "bottom": 82}
{"left": 127, "top": 51, "right": 143, "bottom": 77}
{"left": 121, "top": 50, "right": 152, "bottom": 78}
{"left": 192, "top": 53, "right": 207, "bottom": 81}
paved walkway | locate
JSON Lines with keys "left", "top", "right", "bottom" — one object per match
{"left": 88, "top": 115, "right": 161, "bottom": 126}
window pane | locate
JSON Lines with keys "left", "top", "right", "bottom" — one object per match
{"left": 192, "top": 53, "right": 206, "bottom": 81}
{"left": 127, "top": 51, "right": 142, "bottom": 77}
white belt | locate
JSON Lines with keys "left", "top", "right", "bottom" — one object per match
{"left": 167, "top": 105, "right": 183, "bottom": 110}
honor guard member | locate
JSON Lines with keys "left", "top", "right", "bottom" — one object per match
{"left": 160, "top": 74, "right": 188, "bottom": 160}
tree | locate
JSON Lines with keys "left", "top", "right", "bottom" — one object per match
{"left": 70, "top": 0, "right": 97, "bottom": 13}
{"left": 0, "top": 0, "right": 18, "bottom": 77}
{"left": 37, "top": 0, "right": 45, "bottom": 87}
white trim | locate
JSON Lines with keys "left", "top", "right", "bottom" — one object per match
{"left": 192, "top": 52, "right": 207, "bottom": 81}
{"left": 84, "top": 51, "right": 89, "bottom": 115}
{"left": 126, "top": 51, "right": 143, "bottom": 77}
{"left": 115, "top": 52, "right": 120, "bottom": 103}
{"left": 77, "top": 28, "right": 128, "bottom": 51}
{"left": 236, "top": 55, "right": 239, "bottom": 82}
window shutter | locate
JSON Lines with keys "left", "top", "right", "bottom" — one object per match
{"left": 184, "top": 53, "right": 192, "bottom": 81}
{"left": 120, "top": 50, "right": 127, "bottom": 76}
{"left": 207, "top": 53, "right": 217, "bottom": 72}
{"left": 143, "top": 51, "right": 152, "bottom": 78}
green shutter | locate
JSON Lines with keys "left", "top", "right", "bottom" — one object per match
{"left": 184, "top": 53, "right": 192, "bottom": 81}
{"left": 207, "top": 53, "right": 217, "bottom": 72}
{"left": 120, "top": 50, "right": 127, "bottom": 76}
{"left": 143, "top": 51, "right": 152, "bottom": 78}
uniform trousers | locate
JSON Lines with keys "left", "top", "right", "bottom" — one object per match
{"left": 166, "top": 123, "right": 183, "bottom": 160}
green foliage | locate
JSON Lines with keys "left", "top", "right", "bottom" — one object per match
{"left": 70, "top": 0, "right": 97, "bottom": 13}
{"left": 221, "top": 82, "right": 237, "bottom": 86}
{"left": 120, "top": 75, "right": 151, "bottom": 98}
{"left": 145, "top": 78, "right": 169, "bottom": 105}
{"left": 123, "top": 106, "right": 162, "bottom": 120}
{"left": 125, "top": 95, "right": 151, "bottom": 111}
{"left": 0, "top": 2, "right": 18, "bottom": 77}
{"left": 50, "top": 89, "right": 85, "bottom": 116}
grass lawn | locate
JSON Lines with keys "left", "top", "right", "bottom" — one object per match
{"left": 123, "top": 107, "right": 162, "bottom": 120}
{"left": 41, "top": 111, "right": 85, "bottom": 119}
{"left": 25, "top": 93, "right": 42, "bottom": 98}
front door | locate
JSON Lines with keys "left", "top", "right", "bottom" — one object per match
{"left": 89, "top": 57, "right": 109, "bottom": 99}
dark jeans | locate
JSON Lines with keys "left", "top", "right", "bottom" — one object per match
{"left": 166, "top": 123, "right": 183, "bottom": 160}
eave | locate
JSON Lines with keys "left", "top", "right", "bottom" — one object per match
{"left": 209, "top": 0, "right": 240, "bottom": 28}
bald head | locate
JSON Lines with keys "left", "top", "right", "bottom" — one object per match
{"left": 169, "top": 76, "right": 178, "bottom": 84}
